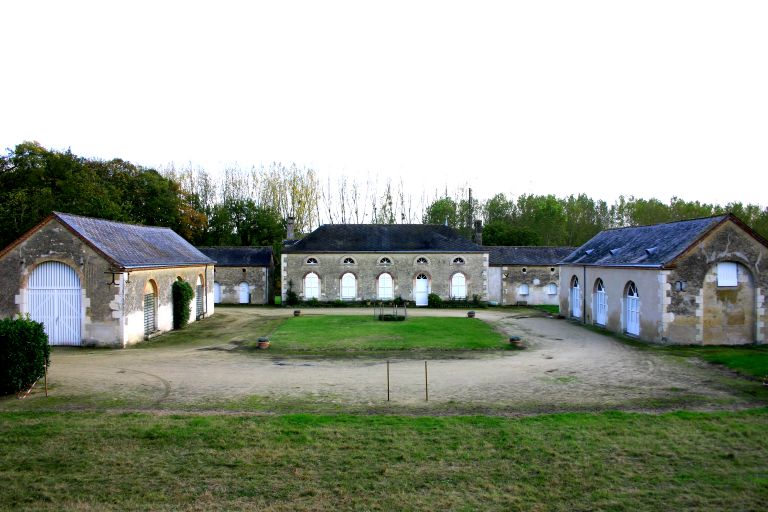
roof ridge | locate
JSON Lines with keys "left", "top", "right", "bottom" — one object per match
{"left": 599, "top": 214, "right": 728, "bottom": 232}
{"left": 54, "top": 211, "right": 174, "bottom": 231}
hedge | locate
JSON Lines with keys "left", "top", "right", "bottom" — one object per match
{"left": 172, "top": 280, "right": 194, "bottom": 329}
{"left": 0, "top": 315, "right": 50, "bottom": 396}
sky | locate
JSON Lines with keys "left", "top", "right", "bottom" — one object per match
{"left": 2, "top": 1, "right": 766, "bottom": 206}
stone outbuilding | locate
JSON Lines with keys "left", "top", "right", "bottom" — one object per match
{"left": 282, "top": 224, "right": 488, "bottom": 305}
{"left": 486, "top": 246, "right": 575, "bottom": 306}
{"left": 559, "top": 214, "right": 767, "bottom": 345}
{"left": 0, "top": 212, "right": 215, "bottom": 347}
{"left": 197, "top": 246, "right": 274, "bottom": 304}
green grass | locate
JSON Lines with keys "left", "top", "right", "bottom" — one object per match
{"left": 1, "top": 409, "right": 766, "bottom": 511}
{"left": 265, "top": 315, "right": 509, "bottom": 352}
{"left": 664, "top": 345, "right": 768, "bottom": 379}
{"left": 531, "top": 304, "right": 559, "bottom": 315}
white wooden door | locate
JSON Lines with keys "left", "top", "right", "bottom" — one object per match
{"left": 28, "top": 261, "right": 82, "bottom": 346}
{"left": 594, "top": 280, "right": 607, "bottom": 326}
{"left": 213, "top": 282, "right": 221, "bottom": 304}
{"left": 626, "top": 282, "right": 640, "bottom": 336}
{"left": 415, "top": 274, "right": 429, "bottom": 306}
{"left": 570, "top": 278, "right": 581, "bottom": 318}
{"left": 239, "top": 282, "right": 250, "bottom": 303}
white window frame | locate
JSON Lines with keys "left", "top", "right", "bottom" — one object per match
{"left": 518, "top": 284, "right": 529, "bottom": 296}
{"left": 451, "top": 273, "right": 467, "bottom": 299}
{"left": 304, "top": 272, "right": 320, "bottom": 299}
{"left": 717, "top": 262, "right": 738, "bottom": 287}
{"left": 306, "top": 257, "right": 318, "bottom": 265}
{"left": 343, "top": 257, "right": 356, "bottom": 265}
{"left": 341, "top": 273, "right": 356, "bottom": 300}
{"left": 546, "top": 283, "right": 558, "bottom": 295}
{"left": 377, "top": 273, "right": 393, "bottom": 300}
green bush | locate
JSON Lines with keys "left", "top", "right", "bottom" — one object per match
{"left": 172, "top": 280, "right": 194, "bottom": 329}
{"left": 427, "top": 293, "right": 442, "bottom": 307}
{"left": 286, "top": 280, "right": 299, "bottom": 306}
{"left": 0, "top": 315, "right": 50, "bottom": 396}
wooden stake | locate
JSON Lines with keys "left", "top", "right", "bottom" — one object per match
{"left": 424, "top": 361, "right": 429, "bottom": 402}
{"left": 44, "top": 364, "right": 48, "bottom": 397}
{"left": 387, "top": 360, "right": 390, "bottom": 401}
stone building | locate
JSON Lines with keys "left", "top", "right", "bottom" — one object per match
{"left": 559, "top": 214, "right": 768, "bottom": 345}
{"left": 486, "top": 246, "right": 575, "bottom": 306}
{"left": 197, "top": 246, "right": 274, "bottom": 304}
{"left": 282, "top": 224, "right": 488, "bottom": 305}
{"left": 0, "top": 212, "right": 215, "bottom": 347}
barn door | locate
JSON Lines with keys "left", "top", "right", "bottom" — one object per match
{"left": 28, "top": 261, "right": 82, "bottom": 346}
{"left": 143, "top": 293, "right": 156, "bottom": 335}
{"left": 239, "top": 282, "right": 250, "bottom": 303}
{"left": 626, "top": 282, "right": 640, "bottom": 336}
{"left": 415, "top": 274, "right": 429, "bottom": 306}
{"left": 195, "top": 276, "right": 204, "bottom": 319}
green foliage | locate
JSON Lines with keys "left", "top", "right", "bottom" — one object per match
{"left": 427, "top": 293, "right": 442, "bottom": 307}
{"left": 0, "top": 315, "right": 50, "bottom": 395}
{"left": 171, "top": 280, "right": 194, "bottom": 329}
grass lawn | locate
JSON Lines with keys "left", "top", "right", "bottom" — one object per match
{"left": 1, "top": 409, "right": 766, "bottom": 511}
{"left": 264, "top": 315, "right": 510, "bottom": 352}
{"left": 662, "top": 345, "right": 768, "bottom": 379}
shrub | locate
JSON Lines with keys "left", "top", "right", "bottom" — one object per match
{"left": 172, "top": 280, "right": 194, "bottom": 329}
{"left": 286, "top": 280, "right": 299, "bottom": 306}
{"left": 427, "top": 293, "right": 442, "bottom": 307}
{"left": 394, "top": 296, "right": 405, "bottom": 306}
{"left": 0, "top": 315, "right": 50, "bottom": 396}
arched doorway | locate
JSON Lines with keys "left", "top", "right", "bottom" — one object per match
{"left": 304, "top": 272, "right": 320, "bottom": 300}
{"left": 213, "top": 282, "right": 221, "bottom": 304}
{"left": 570, "top": 276, "right": 581, "bottom": 319}
{"left": 377, "top": 273, "right": 393, "bottom": 300}
{"left": 341, "top": 273, "right": 356, "bottom": 300}
{"left": 144, "top": 280, "right": 158, "bottom": 336}
{"left": 414, "top": 273, "right": 429, "bottom": 306}
{"left": 702, "top": 262, "right": 755, "bottom": 344}
{"left": 594, "top": 278, "right": 607, "bottom": 326}
{"left": 28, "top": 261, "right": 82, "bottom": 346}
{"left": 451, "top": 273, "right": 467, "bottom": 299}
{"left": 625, "top": 281, "right": 640, "bottom": 336}
{"left": 195, "top": 275, "right": 204, "bottom": 318}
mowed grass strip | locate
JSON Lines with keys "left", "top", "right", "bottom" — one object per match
{"left": 1, "top": 409, "right": 767, "bottom": 511}
{"left": 267, "top": 315, "right": 509, "bottom": 352}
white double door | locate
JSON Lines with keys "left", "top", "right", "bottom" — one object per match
{"left": 28, "top": 261, "right": 82, "bottom": 346}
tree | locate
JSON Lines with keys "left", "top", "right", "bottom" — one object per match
{"left": 423, "top": 197, "right": 458, "bottom": 226}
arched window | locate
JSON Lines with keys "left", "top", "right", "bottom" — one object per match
{"left": 625, "top": 281, "right": 639, "bottom": 336}
{"left": 306, "top": 257, "right": 318, "bottom": 265}
{"left": 416, "top": 257, "right": 428, "bottom": 265}
{"left": 518, "top": 284, "right": 529, "bottom": 296}
{"left": 341, "top": 273, "right": 356, "bottom": 300}
{"left": 379, "top": 257, "right": 392, "bottom": 265}
{"left": 717, "top": 262, "right": 738, "bottom": 287}
{"left": 452, "top": 257, "right": 465, "bottom": 265}
{"left": 378, "top": 273, "right": 393, "bottom": 299}
{"left": 343, "top": 257, "right": 356, "bottom": 265}
{"left": 546, "top": 283, "right": 558, "bottom": 295}
{"left": 239, "top": 282, "right": 249, "bottom": 304}
{"left": 414, "top": 273, "right": 429, "bottom": 306}
{"left": 594, "top": 279, "right": 607, "bottom": 326}
{"left": 570, "top": 276, "right": 581, "bottom": 318}
{"left": 213, "top": 282, "right": 222, "bottom": 304}
{"left": 144, "top": 280, "right": 158, "bottom": 336}
{"left": 304, "top": 272, "right": 320, "bottom": 299}
{"left": 451, "top": 273, "right": 467, "bottom": 299}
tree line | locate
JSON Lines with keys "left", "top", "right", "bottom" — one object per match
{"left": 2, "top": 142, "right": 766, "bottom": 255}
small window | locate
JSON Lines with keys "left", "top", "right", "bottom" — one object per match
{"left": 306, "top": 257, "right": 318, "bottom": 265}
{"left": 717, "top": 262, "right": 738, "bottom": 287}
{"left": 547, "top": 283, "right": 558, "bottom": 295}
{"left": 518, "top": 284, "right": 529, "bottom": 296}
{"left": 452, "top": 257, "right": 465, "bottom": 265}
{"left": 379, "top": 257, "right": 392, "bottom": 265}
{"left": 416, "top": 257, "right": 428, "bottom": 265}
{"left": 521, "top": 267, "right": 527, "bottom": 274}
{"left": 343, "top": 257, "right": 356, "bottom": 265}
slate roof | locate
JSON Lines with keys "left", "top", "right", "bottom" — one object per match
{"left": 561, "top": 215, "right": 730, "bottom": 268}
{"left": 197, "top": 246, "right": 273, "bottom": 267}
{"left": 485, "top": 246, "right": 576, "bottom": 266}
{"left": 54, "top": 212, "right": 214, "bottom": 269}
{"left": 283, "top": 224, "right": 485, "bottom": 253}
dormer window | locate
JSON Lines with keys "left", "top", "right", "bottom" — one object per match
{"left": 416, "top": 257, "right": 428, "bottom": 265}
{"left": 609, "top": 248, "right": 621, "bottom": 256}
{"left": 585, "top": 249, "right": 594, "bottom": 255}
{"left": 452, "top": 257, "right": 465, "bottom": 265}
{"left": 343, "top": 257, "right": 356, "bottom": 265}
{"left": 379, "top": 257, "right": 392, "bottom": 265}
{"left": 645, "top": 247, "right": 658, "bottom": 256}
{"left": 306, "top": 257, "right": 318, "bottom": 265}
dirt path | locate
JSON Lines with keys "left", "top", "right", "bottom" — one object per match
{"left": 6, "top": 308, "right": 756, "bottom": 413}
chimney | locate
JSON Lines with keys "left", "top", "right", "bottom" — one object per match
{"left": 286, "top": 217, "right": 295, "bottom": 240}
{"left": 473, "top": 219, "right": 483, "bottom": 245}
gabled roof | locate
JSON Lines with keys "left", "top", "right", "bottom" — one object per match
{"left": 485, "top": 246, "right": 576, "bottom": 266}
{"left": 283, "top": 224, "right": 485, "bottom": 253}
{"left": 197, "top": 246, "right": 273, "bottom": 266}
{"left": 561, "top": 215, "right": 732, "bottom": 268}
{"left": 45, "top": 212, "right": 214, "bottom": 269}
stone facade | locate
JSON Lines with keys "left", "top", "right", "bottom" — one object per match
{"left": 213, "top": 266, "right": 271, "bottom": 304}
{"left": 560, "top": 217, "right": 768, "bottom": 345}
{"left": 0, "top": 216, "right": 214, "bottom": 347}
{"left": 282, "top": 252, "right": 489, "bottom": 302}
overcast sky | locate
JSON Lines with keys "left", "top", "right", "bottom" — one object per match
{"left": 2, "top": 1, "right": 766, "bottom": 206}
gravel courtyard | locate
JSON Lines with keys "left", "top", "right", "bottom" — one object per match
{"left": 8, "top": 308, "right": 757, "bottom": 413}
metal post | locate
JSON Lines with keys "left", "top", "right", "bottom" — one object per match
{"left": 387, "top": 360, "right": 390, "bottom": 401}
{"left": 424, "top": 361, "right": 429, "bottom": 401}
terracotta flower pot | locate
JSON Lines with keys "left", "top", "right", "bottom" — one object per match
{"left": 257, "top": 337, "right": 270, "bottom": 349}
{"left": 294, "top": 310, "right": 301, "bottom": 317}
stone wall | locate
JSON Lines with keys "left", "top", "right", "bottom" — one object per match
{"left": 213, "top": 266, "right": 271, "bottom": 304}
{"left": 496, "top": 264, "right": 560, "bottom": 305}
{"left": 282, "top": 252, "right": 489, "bottom": 302}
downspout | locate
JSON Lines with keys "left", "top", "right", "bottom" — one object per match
{"left": 120, "top": 272, "right": 126, "bottom": 348}
{"left": 583, "top": 265, "right": 587, "bottom": 324}
{"left": 204, "top": 264, "right": 209, "bottom": 316}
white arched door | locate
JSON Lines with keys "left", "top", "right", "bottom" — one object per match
{"left": 626, "top": 282, "right": 640, "bottom": 336}
{"left": 28, "top": 261, "right": 82, "bottom": 346}
{"left": 451, "top": 273, "right": 467, "bottom": 299}
{"left": 570, "top": 277, "right": 581, "bottom": 319}
{"left": 341, "top": 273, "right": 356, "bottom": 300}
{"left": 378, "top": 273, "right": 393, "bottom": 300}
{"left": 594, "top": 279, "right": 607, "bottom": 326}
{"left": 239, "top": 282, "right": 250, "bottom": 304}
{"left": 304, "top": 273, "right": 320, "bottom": 300}
{"left": 414, "top": 274, "right": 429, "bottom": 306}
